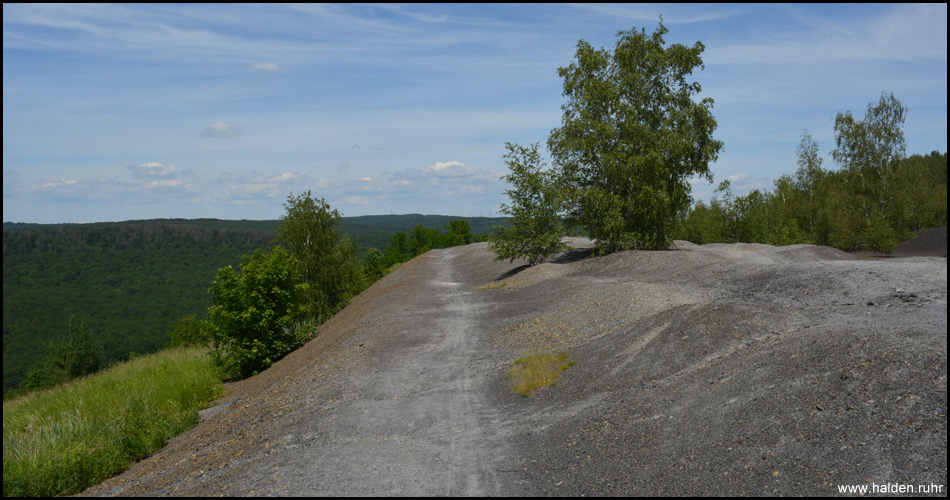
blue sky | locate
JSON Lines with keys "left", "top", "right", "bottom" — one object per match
{"left": 3, "top": 3, "right": 946, "bottom": 223}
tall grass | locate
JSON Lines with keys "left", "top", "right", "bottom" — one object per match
{"left": 2, "top": 347, "right": 222, "bottom": 497}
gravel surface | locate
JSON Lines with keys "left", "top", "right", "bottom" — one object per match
{"left": 84, "top": 230, "right": 947, "bottom": 496}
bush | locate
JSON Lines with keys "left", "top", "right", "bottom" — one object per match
{"left": 862, "top": 211, "right": 899, "bottom": 255}
{"left": 23, "top": 316, "right": 103, "bottom": 391}
{"left": 206, "top": 247, "right": 309, "bottom": 378}
{"left": 164, "top": 314, "right": 212, "bottom": 348}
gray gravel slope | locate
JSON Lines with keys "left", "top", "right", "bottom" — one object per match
{"left": 84, "top": 239, "right": 947, "bottom": 496}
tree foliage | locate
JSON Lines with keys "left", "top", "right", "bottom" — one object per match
{"left": 829, "top": 91, "right": 910, "bottom": 253}
{"left": 675, "top": 148, "right": 945, "bottom": 256}
{"left": 23, "top": 316, "right": 103, "bottom": 391}
{"left": 548, "top": 18, "right": 723, "bottom": 251}
{"left": 675, "top": 92, "right": 946, "bottom": 256}
{"left": 795, "top": 129, "right": 826, "bottom": 236}
{"left": 276, "top": 191, "right": 364, "bottom": 320}
{"left": 164, "top": 314, "right": 211, "bottom": 348}
{"left": 490, "top": 142, "right": 569, "bottom": 265}
{"left": 206, "top": 247, "right": 309, "bottom": 378}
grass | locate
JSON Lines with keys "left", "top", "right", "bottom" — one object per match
{"left": 479, "top": 281, "right": 507, "bottom": 290}
{"left": 2, "top": 347, "right": 223, "bottom": 497}
{"left": 506, "top": 350, "right": 575, "bottom": 397}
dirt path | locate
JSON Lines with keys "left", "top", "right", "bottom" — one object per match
{"left": 85, "top": 247, "right": 511, "bottom": 496}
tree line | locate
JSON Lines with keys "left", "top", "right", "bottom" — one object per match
{"left": 490, "top": 18, "right": 946, "bottom": 265}
{"left": 676, "top": 92, "right": 945, "bottom": 253}
{"left": 3, "top": 223, "right": 275, "bottom": 255}
{"left": 4, "top": 207, "right": 493, "bottom": 395}
{"left": 677, "top": 148, "right": 945, "bottom": 253}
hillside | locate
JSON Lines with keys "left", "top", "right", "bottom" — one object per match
{"left": 84, "top": 234, "right": 946, "bottom": 496}
{"left": 2, "top": 215, "right": 506, "bottom": 394}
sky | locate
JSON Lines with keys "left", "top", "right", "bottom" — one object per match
{"left": 3, "top": 3, "right": 947, "bottom": 224}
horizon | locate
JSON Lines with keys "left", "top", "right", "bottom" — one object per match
{"left": 4, "top": 4, "right": 947, "bottom": 224}
{"left": 2, "top": 212, "right": 510, "bottom": 226}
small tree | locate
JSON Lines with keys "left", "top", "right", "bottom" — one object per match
{"left": 795, "top": 129, "right": 825, "bottom": 237}
{"left": 207, "top": 247, "right": 309, "bottom": 378}
{"left": 165, "top": 314, "right": 211, "bottom": 348}
{"left": 276, "top": 191, "right": 363, "bottom": 320}
{"left": 381, "top": 232, "right": 411, "bottom": 268}
{"left": 361, "top": 248, "right": 385, "bottom": 284}
{"left": 443, "top": 219, "right": 476, "bottom": 247}
{"left": 23, "top": 316, "right": 102, "bottom": 390}
{"left": 408, "top": 225, "right": 442, "bottom": 256}
{"left": 548, "top": 18, "right": 723, "bottom": 251}
{"left": 832, "top": 92, "right": 907, "bottom": 218}
{"left": 490, "top": 142, "right": 569, "bottom": 265}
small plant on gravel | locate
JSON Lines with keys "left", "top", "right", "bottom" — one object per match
{"left": 506, "top": 350, "right": 575, "bottom": 397}
{"left": 480, "top": 281, "right": 507, "bottom": 290}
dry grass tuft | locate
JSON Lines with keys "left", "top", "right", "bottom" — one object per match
{"left": 506, "top": 350, "right": 574, "bottom": 397}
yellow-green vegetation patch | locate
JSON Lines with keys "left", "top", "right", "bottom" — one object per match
{"left": 385, "top": 261, "right": 405, "bottom": 275}
{"left": 506, "top": 350, "right": 575, "bottom": 397}
{"left": 2, "top": 347, "right": 222, "bottom": 497}
{"left": 479, "top": 281, "right": 507, "bottom": 290}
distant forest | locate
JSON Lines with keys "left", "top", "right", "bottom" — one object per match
{"left": 2, "top": 215, "right": 504, "bottom": 394}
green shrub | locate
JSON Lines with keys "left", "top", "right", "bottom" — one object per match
{"left": 207, "top": 247, "right": 309, "bottom": 378}
{"left": 23, "top": 316, "right": 103, "bottom": 391}
{"left": 164, "top": 314, "right": 212, "bottom": 348}
{"left": 862, "top": 210, "right": 899, "bottom": 255}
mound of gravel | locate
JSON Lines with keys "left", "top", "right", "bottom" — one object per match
{"left": 487, "top": 240, "right": 946, "bottom": 495}
{"left": 894, "top": 226, "right": 947, "bottom": 258}
{"left": 84, "top": 239, "right": 947, "bottom": 497}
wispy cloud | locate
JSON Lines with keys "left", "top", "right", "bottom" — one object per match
{"left": 251, "top": 61, "right": 281, "bottom": 72}
{"left": 569, "top": 4, "right": 746, "bottom": 25}
{"left": 212, "top": 171, "right": 301, "bottom": 205}
{"left": 201, "top": 122, "right": 244, "bottom": 138}
{"left": 126, "top": 162, "right": 191, "bottom": 179}
{"left": 708, "top": 4, "right": 947, "bottom": 65}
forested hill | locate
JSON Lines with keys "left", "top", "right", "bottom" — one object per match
{"left": 2, "top": 215, "right": 506, "bottom": 394}
{"left": 3, "top": 214, "right": 504, "bottom": 254}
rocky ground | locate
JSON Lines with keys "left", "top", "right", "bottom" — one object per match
{"left": 84, "top": 228, "right": 947, "bottom": 496}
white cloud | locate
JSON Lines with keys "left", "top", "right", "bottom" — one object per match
{"left": 201, "top": 121, "right": 245, "bottom": 138}
{"left": 146, "top": 180, "right": 182, "bottom": 189}
{"left": 727, "top": 172, "right": 749, "bottom": 183}
{"left": 251, "top": 62, "right": 282, "bottom": 72}
{"left": 269, "top": 172, "right": 295, "bottom": 183}
{"left": 344, "top": 196, "right": 371, "bottom": 205}
{"left": 40, "top": 178, "right": 79, "bottom": 188}
{"left": 211, "top": 170, "right": 302, "bottom": 204}
{"left": 424, "top": 161, "right": 480, "bottom": 178}
{"left": 126, "top": 162, "right": 183, "bottom": 178}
